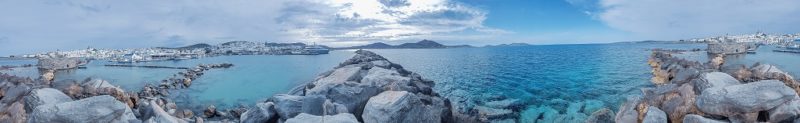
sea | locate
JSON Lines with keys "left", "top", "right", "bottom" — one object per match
{"left": 2, "top": 43, "right": 798, "bottom": 120}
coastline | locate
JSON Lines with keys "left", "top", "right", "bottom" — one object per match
{"left": 615, "top": 50, "right": 800, "bottom": 122}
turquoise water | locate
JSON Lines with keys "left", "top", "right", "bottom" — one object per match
{"left": 5, "top": 43, "right": 798, "bottom": 115}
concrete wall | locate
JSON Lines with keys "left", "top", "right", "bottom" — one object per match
{"left": 708, "top": 43, "right": 747, "bottom": 55}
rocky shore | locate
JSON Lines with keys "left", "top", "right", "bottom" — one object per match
{"left": 615, "top": 51, "right": 800, "bottom": 123}
{"left": 0, "top": 60, "right": 235, "bottom": 123}
{"left": 0, "top": 50, "right": 476, "bottom": 123}
{"left": 238, "top": 50, "right": 463, "bottom": 123}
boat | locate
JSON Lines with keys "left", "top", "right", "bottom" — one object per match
{"left": 300, "top": 45, "right": 330, "bottom": 55}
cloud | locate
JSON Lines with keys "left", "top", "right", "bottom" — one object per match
{"left": 0, "top": 0, "right": 504, "bottom": 55}
{"left": 277, "top": 0, "right": 507, "bottom": 46}
{"left": 597, "top": 0, "right": 800, "bottom": 39}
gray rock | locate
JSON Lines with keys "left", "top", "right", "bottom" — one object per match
{"left": 271, "top": 94, "right": 304, "bottom": 119}
{"left": 28, "top": 95, "right": 138, "bottom": 123}
{"left": 305, "top": 82, "right": 380, "bottom": 117}
{"left": 360, "top": 67, "right": 412, "bottom": 91}
{"left": 586, "top": 108, "right": 615, "bottom": 123}
{"left": 145, "top": 100, "right": 187, "bottom": 123}
{"left": 323, "top": 99, "right": 349, "bottom": 115}
{"left": 362, "top": 91, "right": 444, "bottom": 123}
{"left": 751, "top": 64, "right": 795, "bottom": 80}
{"left": 643, "top": 106, "right": 667, "bottom": 123}
{"left": 770, "top": 98, "right": 800, "bottom": 123}
{"left": 682, "top": 114, "right": 728, "bottom": 123}
{"left": 23, "top": 88, "right": 73, "bottom": 112}
{"left": 672, "top": 67, "right": 700, "bottom": 84}
{"left": 1, "top": 84, "right": 31, "bottom": 103}
{"left": 694, "top": 72, "right": 740, "bottom": 93}
{"left": 240, "top": 102, "right": 277, "bottom": 123}
{"left": 284, "top": 113, "right": 359, "bottom": 123}
{"left": 615, "top": 96, "right": 641, "bottom": 123}
{"left": 696, "top": 80, "right": 797, "bottom": 116}
{"left": 311, "top": 64, "right": 363, "bottom": 86}
{"left": 271, "top": 94, "right": 328, "bottom": 119}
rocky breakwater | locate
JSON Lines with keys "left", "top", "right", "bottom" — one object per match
{"left": 0, "top": 62, "right": 234, "bottom": 123}
{"left": 616, "top": 51, "right": 800, "bottom": 123}
{"left": 239, "top": 50, "right": 458, "bottom": 123}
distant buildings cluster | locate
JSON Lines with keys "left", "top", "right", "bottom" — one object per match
{"left": 19, "top": 41, "right": 327, "bottom": 63}
{"left": 686, "top": 32, "right": 800, "bottom": 45}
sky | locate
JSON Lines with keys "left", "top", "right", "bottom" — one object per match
{"left": 1, "top": 0, "right": 799, "bottom": 55}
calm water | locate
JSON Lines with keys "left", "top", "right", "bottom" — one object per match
{"left": 4, "top": 43, "right": 797, "bottom": 117}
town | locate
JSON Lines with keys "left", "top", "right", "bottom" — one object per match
{"left": 14, "top": 41, "right": 331, "bottom": 63}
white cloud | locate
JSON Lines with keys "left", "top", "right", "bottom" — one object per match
{"left": 597, "top": 0, "right": 800, "bottom": 39}
{"left": 0, "top": 0, "right": 505, "bottom": 55}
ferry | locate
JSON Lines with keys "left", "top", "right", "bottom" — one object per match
{"left": 303, "top": 45, "right": 330, "bottom": 54}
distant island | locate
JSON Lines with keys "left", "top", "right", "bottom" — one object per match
{"left": 337, "top": 40, "right": 473, "bottom": 49}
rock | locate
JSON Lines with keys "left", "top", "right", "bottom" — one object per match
{"left": 362, "top": 91, "right": 444, "bottom": 123}
{"left": 305, "top": 82, "right": 380, "bottom": 118}
{"left": 643, "top": 106, "right": 667, "bottom": 123}
{"left": 472, "top": 106, "right": 514, "bottom": 122}
{"left": 311, "top": 64, "right": 363, "bottom": 86}
{"left": 710, "top": 54, "right": 724, "bottom": 70}
{"left": 0, "top": 84, "right": 31, "bottom": 103}
{"left": 682, "top": 114, "right": 727, "bottom": 123}
{"left": 616, "top": 96, "right": 642, "bottom": 123}
{"left": 672, "top": 67, "right": 700, "bottom": 85}
{"left": 696, "top": 80, "right": 797, "bottom": 117}
{"left": 660, "top": 84, "right": 699, "bottom": 123}
{"left": 240, "top": 102, "right": 278, "bottom": 123}
{"left": 145, "top": 100, "right": 187, "bottom": 123}
{"left": 28, "top": 95, "right": 138, "bottom": 123}
{"left": 360, "top": 67, "right": 413, "bottom": 91}
{"left": 23, "top": 88, "right": 73, "bottom": 112}
{"left": 586, "top": 108, "right": 615, "bottom": 123}
{"left": 284, "top": 113, "right": 359, "bottom": 123}
{"left": 41, "top": 70, "right": 54, "bottom": 83}
{"left": 751, "top": 64, "right": 794, "bottom": 80}
{"left": 693, "top": 72, "right": 740, "bottom": 93}
{"left": 0, "top": 101, "right": 26, "bottom": 123}
{"left": 204, "top": 105, "right": 217, "bottom": 118}
{"left": 769, "top": 98, "right": 800, "bottom": 123}
{"left": 323, "top": 99, "right": 349, "bottom": 115}
{"left": 270, "top": 94, "right": 329, "bottom": 119}
{"left": 338, "top": 50, "right": 388, "bottom": 68}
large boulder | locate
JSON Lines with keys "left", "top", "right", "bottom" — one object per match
{"left": 769, "top": 98, "right": 800, "bottom": 123}
{"left": 360, "top": 67, "right": 412, "bottom": 91}
{"left": 144, "top": 100, "right": 187, "bottom": 123}
{"left": 0, "top": 101, "right": 26, "bottom": 123}
{"left": 682, "top": 114, "right": 727, "bottom": 123}
{"left": 240, "top": 102, "right": 278, "bottom": 123}
{"left": 643, "top": 106, "right": 667, "bottom": 123}
{"left": 23, "top": 88, "right": 73, "bottom": 112}
{"left": 284, "top": 113, "right": 359, "bottom": 123}
{"left": 305, "top": 82, "right": 380, "bottom": 118}
{"left": 28, "top": 95, "right": 138, "bottom": 123}
{"left": 311, "top": 64, "right": 363, "bottom": 86}
{"left": 696, "top": 80, "right": 797, "bottom": 116}
{"left": 270, "top": 94, "right": 327, "bottom": 119}
{"left": 751, "top": 64, "right": 794, "bottom": 80}
{"left": 362, "top": 91, "right": 444, "bottom": 123}
{"left": 616, "top": 96, "right": 642, "bottom": 123}
{"left": 586, "top": 108, "right": 615, "bottom": 123}
{"left": 693, "top": 72, "right": 740, "bottom": 93}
